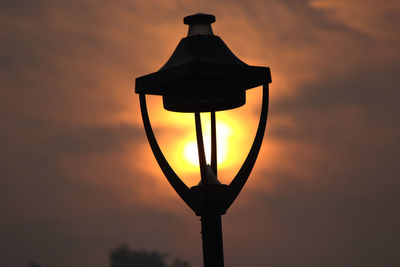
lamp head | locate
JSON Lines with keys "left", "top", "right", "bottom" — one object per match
{"left": 135, "top": 13, "right": 270, "bottom": 112}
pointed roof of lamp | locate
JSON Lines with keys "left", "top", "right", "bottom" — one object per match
{"left": 135, "top": 13, "right": 271, "bottom": 111}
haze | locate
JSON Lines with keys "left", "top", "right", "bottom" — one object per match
{"left": 1, "top": 0, "right": 399, "bottom": 266}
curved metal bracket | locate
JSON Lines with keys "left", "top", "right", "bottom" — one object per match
{"left": 139, "top": 81, "right": 269, "bottom": 215}
{"left": 225, "top": 82, "right": 269, "bottom": 210}
{"left": 139, "top": 94, "right": 196, "bottom": 211}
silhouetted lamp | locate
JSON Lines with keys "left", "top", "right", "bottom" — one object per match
{"left": 135, "top": 13, "right": 271, "bottom": 267}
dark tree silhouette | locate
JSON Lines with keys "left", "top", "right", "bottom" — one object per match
{"left": 170, "top": 258, "right": 190, "bottom": 267}
{"left": 28, "top": 244, "right": 190, "bottom": 267}
{"left": 109, "top": 244, "right": 190, "bottom": 267}
{"left": 110, "top": 244, "right": 166, "bottom": 267}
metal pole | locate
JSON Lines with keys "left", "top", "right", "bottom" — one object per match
{"left": 201, "top": 214, "right": 224, "bottom": 267}
{"left": 211, "top": 111, "right": 217, "bottom": 176}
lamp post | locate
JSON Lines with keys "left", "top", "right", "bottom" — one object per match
{"left": 135, "top": 13, "right": 271, "bottom": 267}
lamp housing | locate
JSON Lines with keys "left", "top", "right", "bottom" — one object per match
{"left": 135, "top": 13, "right": 271, "bottom": 112}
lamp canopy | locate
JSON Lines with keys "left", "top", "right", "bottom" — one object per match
{"left": 135, "top": 13, "right": 271, "bottom": 112}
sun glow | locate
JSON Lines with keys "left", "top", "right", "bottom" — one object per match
{"left": 165, "top": 110, "right": 254, "bottom": 186}
{"left": 183, "top": 120, "right": 231, "bottom": 166}
{"left": 146, "top": 88, "right": 262, "bottom": 186}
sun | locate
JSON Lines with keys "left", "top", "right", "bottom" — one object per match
{"left": 183, "top": 141, "right": 201, "bottom": 166}
{"left": 182, "top": 119, "right": 231, "bottom": 167}
{"left": 142, "top": 89, "right": 262, "bottom": 186}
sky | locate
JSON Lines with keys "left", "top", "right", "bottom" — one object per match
{"left": 1, "top": 0, "right": 400, "bottom": 266}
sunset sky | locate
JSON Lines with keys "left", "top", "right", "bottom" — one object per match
{"left": 1, "top": 1, "right": 400, "bottom": 266}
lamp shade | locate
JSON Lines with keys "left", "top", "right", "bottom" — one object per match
{"left": 135, "top": 13, "right": 271, "bottom": 112}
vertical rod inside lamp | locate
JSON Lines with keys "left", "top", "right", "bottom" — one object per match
{"left": 195, "top": 112, "right": 207, "bottom": 184}
{"left": 211, "top": 111, "right": 217, "bottom": 176}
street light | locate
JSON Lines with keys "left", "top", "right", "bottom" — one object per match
{"left": 135, "top": 13, "right": 271, "bottom": 267}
